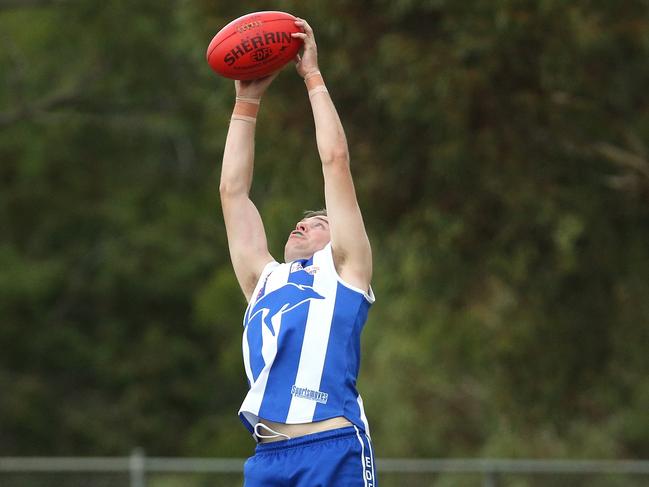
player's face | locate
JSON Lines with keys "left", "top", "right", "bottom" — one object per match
{"left": 284, "top": 216, "right": 331, "bottom": 261}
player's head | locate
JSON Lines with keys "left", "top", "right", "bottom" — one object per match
{"left": 284, "top": 209, "right": 329, "bottom": 262}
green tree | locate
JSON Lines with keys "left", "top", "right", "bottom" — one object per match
{"left": 1, "top": 0, "right": 648, "bottom": 460}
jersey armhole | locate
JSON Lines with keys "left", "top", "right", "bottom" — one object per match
{"left": 319, "top": 243, "right": 375, "bottom": 304}
{"left": 246, "top": 260, "right": 280, "bottom": 304}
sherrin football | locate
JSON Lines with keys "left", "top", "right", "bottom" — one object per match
{"left": 206, "top": 11, "right": 303, "bottom": 80}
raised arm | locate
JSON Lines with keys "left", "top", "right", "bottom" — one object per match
{"left": 292, "top": 19, "right": 372, "bottom": 292}
{"left": 219, "top": 76, "right": 277, "bottom": 301}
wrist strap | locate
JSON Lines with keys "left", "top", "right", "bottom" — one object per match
{"left": 230, "top": 114, "right": 256, "bottom": 124}
{"left": 303, "top": 70, "right": 321, "bottom": 81}
{"left": 233, "top": 99, "right": 260, "bottom": 119}
{"left": 308, "top": 85, "right": 329, "bottom": 99}
{"left": 304, "top": 71, "right": 325, "bottom": 91}
{"left": 235, "top": 95, "right": 261, "bottom": 105}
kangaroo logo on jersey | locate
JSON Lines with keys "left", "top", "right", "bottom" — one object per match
{"left": 245, "top": 283, "right": 324, "bottom": 381}
{"left": 246, "top": 283, "right": 324, "bottom": 335}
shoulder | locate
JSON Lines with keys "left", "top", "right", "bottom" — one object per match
{"left": 314, "top": 244, "right": 374, "bottom": 303}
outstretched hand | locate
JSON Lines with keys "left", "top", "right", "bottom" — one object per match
{"left": 292, "top": 18, "right": 319, "bottom": 78}
{"left": 235, "top": 71, "right": 280, "bottom": 100}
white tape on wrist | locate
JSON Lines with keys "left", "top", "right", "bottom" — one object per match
{"left": 235, "top": 96, "right": 261, "bottom": 105}
{"left": 308, "top": 86, "right": 329, "bottom": 98}
{"left": 230, "top": 115, "right": 257, "bottom": 124}
{"left": 303, "top": 70, "right": 322, "bottom": 82}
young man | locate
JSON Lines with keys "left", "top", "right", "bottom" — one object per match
{"left": 219, "top": 18, "right": 377, "bottom": 487}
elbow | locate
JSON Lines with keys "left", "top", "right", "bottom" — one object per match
{"left": 219, "top": 180, "right": 247, "bottom": 199}
{"left": 321, "top": 149, "right": 350, "bottom": 167}
{"left": 219, "top": 181, "right": 232, "bottom": 197}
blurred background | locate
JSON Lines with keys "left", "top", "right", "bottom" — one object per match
{"left": 1, "top": 0, "right": 649, "bottom": 485}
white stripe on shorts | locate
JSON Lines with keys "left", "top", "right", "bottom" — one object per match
{"left": 354, "top": 425, "right": 369, "bottom": 487}
{"left": 365, "top": 431, "right": 376, "bottom": 486}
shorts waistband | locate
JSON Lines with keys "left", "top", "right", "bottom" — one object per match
{"left": 255, "top": 426, "right": 359, "bottom": 453}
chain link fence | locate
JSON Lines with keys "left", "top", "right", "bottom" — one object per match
{"left": 2, "top": 453, "right": 649, "bottom": 486}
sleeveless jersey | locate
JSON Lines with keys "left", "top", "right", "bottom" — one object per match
{"left": 238, "top": 243, "right": 375, "bottom": 437}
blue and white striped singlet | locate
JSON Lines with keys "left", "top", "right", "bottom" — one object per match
{"left": 239, "top": 243, "right": 375, "bottom": 436}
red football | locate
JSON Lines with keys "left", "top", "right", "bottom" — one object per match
{"left": 206, "top": 11, "right": 303, "bottom": 80}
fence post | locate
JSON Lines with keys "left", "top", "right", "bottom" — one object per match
{"left": 130, "top": 448, "right": 146, "bottom": 487}
{"left": 482, "top": 470, "right": 499, "bottom": 487}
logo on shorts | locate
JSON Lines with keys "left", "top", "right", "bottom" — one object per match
{"left": 364, "top": 455, "right": 375, "bottom": 486}
{"left": 291, "top": 385, "right": 329, "bottom": 404}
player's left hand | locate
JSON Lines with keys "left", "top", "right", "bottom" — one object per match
{"left": 292, "top": 18, "right": 319, "bottom": 78}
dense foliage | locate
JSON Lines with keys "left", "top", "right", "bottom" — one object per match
{"left": 1, "top": 0, "right": 648, "bottom": 459}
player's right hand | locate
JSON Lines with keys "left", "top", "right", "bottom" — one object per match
{"left": 235, "top": 71, "right": 280, "bottom": 100}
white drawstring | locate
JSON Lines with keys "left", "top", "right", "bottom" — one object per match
{"left": 254, "top": 422, "right": 291, "bottom": 441}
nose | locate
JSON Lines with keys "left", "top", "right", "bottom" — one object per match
{"left": 296, "top": 222, "right": 307, "bottom": 232}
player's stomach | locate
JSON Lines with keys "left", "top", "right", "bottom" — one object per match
{"left": 256, "top": 416, "right": 352, "bottom": 443}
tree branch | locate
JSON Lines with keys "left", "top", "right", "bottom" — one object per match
{"left": 594, "top": 142, "right": 649, "bottom": 181}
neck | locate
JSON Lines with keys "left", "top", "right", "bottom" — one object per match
{"left": 285, "top": 252, "right": 313, "bottom": 262}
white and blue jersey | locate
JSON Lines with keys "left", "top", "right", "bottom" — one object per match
{"left": 239, "top": 243, "right": 375, "bottom": 437}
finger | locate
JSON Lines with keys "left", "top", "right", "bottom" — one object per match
{"left": 294, "top": 18, "right": 309, "bottom": 34}
{"left": 295, "top": 18, "right": 313, "bottom": 36}
{"left": 293, "top": 19, "right": 305, "bottom": 33}
{"left": 294, "top": 53, "right": 301, "bottom": 63}
{"left": 291, "top": 32, "right": 307, "bottom": 40}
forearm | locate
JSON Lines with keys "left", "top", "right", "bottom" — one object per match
{"left": 306, "top": 72, "right": 349, "bottom": 165}
{"left": 219, "top": 98, "right": 260, "bottom": 196}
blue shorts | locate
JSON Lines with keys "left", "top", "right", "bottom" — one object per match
{"left": 243, "top": 425, "right": 377, "bottom": 487}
